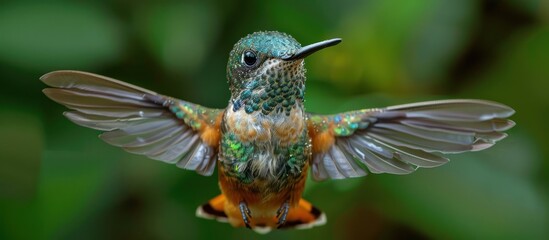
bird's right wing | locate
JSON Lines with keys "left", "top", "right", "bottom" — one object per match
{"left": 42, "top": 70, "right": 224, "bottom": 176}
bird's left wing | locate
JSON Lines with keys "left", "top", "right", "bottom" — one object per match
{"left": 42, "top": 70, "right": 224, "bottom": 176}
{"left": 306, "top": 100, "right": 515, "bottom": 181}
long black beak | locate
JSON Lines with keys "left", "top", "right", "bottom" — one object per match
{"left": 282, "top": 38, "right": 342, "bottom": 61}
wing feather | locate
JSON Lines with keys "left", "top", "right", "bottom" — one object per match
{"left": 307, "top": 99, "right": 515, "bottom": 181}
{"left": 42, "top": 70, "right": 223, "bottom": 176}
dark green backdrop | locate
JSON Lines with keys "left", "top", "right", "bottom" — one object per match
{"left": 0, "top": 0, "right": 547, "bottom": 239}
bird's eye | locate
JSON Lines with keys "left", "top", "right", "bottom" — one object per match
{"left": 242, "top": 50, "right": 258, "bottom": 66}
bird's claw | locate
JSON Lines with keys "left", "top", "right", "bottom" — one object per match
{"left": 276, "top": 200, "right": 290, "bottom": 228}
{"left": 239, "top": 201, "right": 252, "bottom": 229}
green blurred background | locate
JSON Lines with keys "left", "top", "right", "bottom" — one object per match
{"left": 0, "top": 0, "right": 548, "bottom": 239}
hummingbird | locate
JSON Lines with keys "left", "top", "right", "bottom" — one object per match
{"left": 41, "top": 31, "right": 515, "bottom": 233}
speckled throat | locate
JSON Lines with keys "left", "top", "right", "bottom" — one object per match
{"left": 231, "top": 59, "right": 305, "bottom": 116}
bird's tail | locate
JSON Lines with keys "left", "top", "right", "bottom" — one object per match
{"left": 196, "top": 194, "right": 229, "bottom": 223}
{"left": 196, "top": 194, "right": 326, "bottom": 233}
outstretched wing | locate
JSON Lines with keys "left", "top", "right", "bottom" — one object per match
{"left": 307, "top": 100, "right": 515, "bottom": 181}
{"left": 42, "top": 70, "right": 224, "bottom": 176}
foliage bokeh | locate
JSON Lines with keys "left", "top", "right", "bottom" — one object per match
{"left": 0, "top": 0, "right": 547, "bottom": 239}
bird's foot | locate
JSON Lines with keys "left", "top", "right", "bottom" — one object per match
{"left": 239, "top": 201, "right": 252, "bottom": 229}
{"left": 276, "top": 200, "right": 290, "bottom": 228}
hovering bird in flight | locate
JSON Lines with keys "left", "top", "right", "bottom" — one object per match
{"left": 41, "top": 31, "right": 515, "bottom": 234}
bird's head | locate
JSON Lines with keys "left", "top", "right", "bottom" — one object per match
{"left": 226, "top": 31, "right": 340, "bottom": 115}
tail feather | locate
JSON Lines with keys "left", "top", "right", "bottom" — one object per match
{"left": 196, "top": 194, "right": 229, "bottom": 223}
{"left": 196, "top": 195, "right": 326, "bottom": 233}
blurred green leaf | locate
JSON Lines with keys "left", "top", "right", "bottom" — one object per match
{"left": 406, "top": 0, "right": 476, "bottom": 86}
{"left": 0, "top": 106, "right": 42, "bottom": 199}
{"left": 38, "top": 150, "right": 116, "bottom": 239}
{"left": 135, "top": 2, "right": 221, "bottom": 75}
{"left": 260, "top": 0, "right": 354, "bottom": 39}
{"left": 0, "top": 106, "right": 42, "bottom": 240}
{"left": 0, "top": 199, "right": 40, "bottom": 240}
{"left": 0, "top": 2, "right": 124, "bottom": 71}
{"left": 506, "top": 0, "right": 545, "bottom": 17}
{"left": 311, "top": 0, "right": 476, "bottom": 93}
{"left": 304, "top": 81, "right": 349, "bottom": 114}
